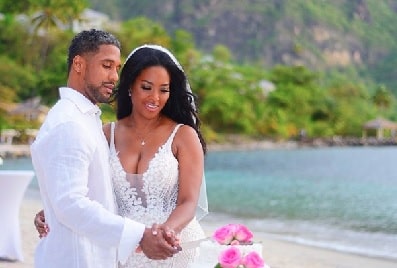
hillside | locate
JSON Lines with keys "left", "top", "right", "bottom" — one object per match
{"left": 89, "top": 0, "right": 397, "bottom": 94}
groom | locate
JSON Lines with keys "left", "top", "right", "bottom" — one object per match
{"left": 30, "top": 29, "right": 179, "bottom": 268}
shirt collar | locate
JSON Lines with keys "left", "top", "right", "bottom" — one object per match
{"left": 59, "top": 87, "right": 101, "bottom": 116}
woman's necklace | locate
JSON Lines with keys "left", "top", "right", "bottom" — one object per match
{"left": 132, "top": 116, "right": 162, "bottom": 146}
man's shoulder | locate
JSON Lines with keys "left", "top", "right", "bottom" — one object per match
{"left": 51, "top": 97, "right": 78, "bottom": 111}
{"left": 37, "top": 100, "right": 91, "bottom": 140}
{"left": 46, "top": 99, "right": 84, "bottom": 122}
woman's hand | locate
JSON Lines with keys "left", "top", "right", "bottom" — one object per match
{"left": 156, "top": 223, "right": 181, "bottom": 251}
{"left": 34, "top": 209, "right": 49, "bottom": 238}
{"left": 135, "top": 223, "right": 181, "bottom": 254}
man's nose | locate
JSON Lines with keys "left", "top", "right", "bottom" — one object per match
{"left": 110, "top": 68, "right": 119, "bottom": 82}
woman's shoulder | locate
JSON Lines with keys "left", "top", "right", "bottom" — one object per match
{"left": 161, "top": 119, "right": 193, "bottom": 136}
{"left": 173, "top": 124, "right": 199, "bottom": 145}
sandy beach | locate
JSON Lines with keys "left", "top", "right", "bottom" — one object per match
{"left": 2, "top": 197, "right": 397, "bottom": 268}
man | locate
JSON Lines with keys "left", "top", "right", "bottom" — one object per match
{"left": 31, "top": 29, "right": 178, "bottom": 268}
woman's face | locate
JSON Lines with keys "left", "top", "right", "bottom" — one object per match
{"left": 130, "top": 65, "right": 170, "bottom": 118}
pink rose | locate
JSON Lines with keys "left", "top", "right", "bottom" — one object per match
{"left": 234, "top": 224, "right": 253, "bottom": 243}
{"left": 218, "top": 246, "right": 242, "bottom": 268}
{"left": 241, "top": 251, "right": 265, "bottom": 268}
{"left": 213, "top": 224, "right": 236, "bottom": 245}
{"left": 230, "top": 240, "right": 240, "bottom": 245}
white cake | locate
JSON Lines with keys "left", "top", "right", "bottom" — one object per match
{"left": 189, "top": 240, "right": 263, "bottom": 268}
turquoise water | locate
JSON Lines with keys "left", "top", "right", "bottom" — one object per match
{"left": 204, "top": 147, "right": 397, "bottom": 261}
{"left": 2, "top": 146, "right": 397, "bottom": 261}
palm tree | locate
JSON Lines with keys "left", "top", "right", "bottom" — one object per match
{"left": 372, "top": 84, "right": 394, "bottom": 112}
{"left": 28, "top": 0, "right": 88, "bottom": 70}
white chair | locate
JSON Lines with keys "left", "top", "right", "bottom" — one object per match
{"left": 0, "top": 170, "right": 34, "bottom": 261}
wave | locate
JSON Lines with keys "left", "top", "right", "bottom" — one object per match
{"left": 201, "top": 212, "right": 397, "bottom": 262}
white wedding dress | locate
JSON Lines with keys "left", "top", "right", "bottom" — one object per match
{"left": 109, "top": 122, "right": 205, "bottom": 268}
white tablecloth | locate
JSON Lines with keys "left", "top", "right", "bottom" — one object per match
{"left": 0, "top": 170, "right": 34, "bottom": 261}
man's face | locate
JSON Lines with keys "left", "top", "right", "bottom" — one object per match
{"left": 81, "top": 44, "right": 121, "bottom": 104}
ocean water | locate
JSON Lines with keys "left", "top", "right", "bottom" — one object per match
{"left": 204, "top": 146, "right": 397, "bottom": 261}
{"left": 2, "top": 146, "right": 397, "bottom": 261}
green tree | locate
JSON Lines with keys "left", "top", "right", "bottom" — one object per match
{"left": 0, "top": 15, "right": 32, "bottom": 64}
{"left": 117, "top": 17, "right": 171, "bottom": 60}
{"left": 327, "top": 82, "right": 376, "bottom": 136}
{"left": 266, "top": 65, "right": 327, "bottom": 138}
{"left": 34, "top": 30, "right": 73, "bottom": 104}
{"left": 29, "top": 0, "right": 88, "bottom": 31}
{"left": 0, "top": 55, "right": 38, "bottom": 101}
{"left": 171, "top": 29, "right": 200, "bottom": 73}
{"left": 0, "top": 0, "right": 31, "bottom": 13}
{"left": 27, "top": 0, "right": 88, "bottom": 71}
{"left": 191, "top": 57, "right": 264, "bottom": 136}
{"left": 372, "top": 84, "right": 394, "bottom": 111}
{"left": 212, "top": 44, "right": 232, "bottom": 62}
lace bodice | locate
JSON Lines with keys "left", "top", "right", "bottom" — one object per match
{"left": 110, "top": 123, "right": 180, "bottom": 223}
{"left": 109, "top": 122, "right": 205, "bottom": 268}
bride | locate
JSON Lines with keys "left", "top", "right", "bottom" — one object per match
{"left": 35, "top": 45, "right": 208, "bottom": 267}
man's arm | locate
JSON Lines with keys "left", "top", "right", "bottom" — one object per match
{"left": 31, "top": 121, "right": 143, "bottom": 249}
{"left": 33, "top": 210, "right": 180, "bottom": 260}
{"left": 32, "top": 121, "right": 178, "bottom": 261}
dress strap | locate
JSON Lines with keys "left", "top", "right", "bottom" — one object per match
{"left": 164, "top": 124, "right": 183, "bottom": 149}
{"left": 110, "top": 122, "right": 116, "bottom": 152}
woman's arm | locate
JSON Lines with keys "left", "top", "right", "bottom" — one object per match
{"left": 163, "top": 125, "right": 204, "bottom": 234}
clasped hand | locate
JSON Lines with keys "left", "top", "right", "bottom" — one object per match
{"left": 138, "top": 223, "right": 181, "bottom": 260}
{"left": 34, "top": 211, "right": 180, "bottom": 260}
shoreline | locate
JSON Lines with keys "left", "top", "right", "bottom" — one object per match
{"left": 207, "top": 136, "right": 397, "bottom": 151}
{"left": 3, "top": 136, "right": 397, "bottom": 158}
{"left": 3, "top": 197, "right": 396, "bottom": 268}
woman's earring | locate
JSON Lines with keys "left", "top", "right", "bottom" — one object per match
{"left": 128, "top": 90, "right": 131, "bottom": 97}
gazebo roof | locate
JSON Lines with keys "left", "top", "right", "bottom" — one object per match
{"left": 362, "top": 117, "right": 397, "bottom": 130}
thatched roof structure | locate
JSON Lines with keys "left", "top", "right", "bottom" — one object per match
{"left": 362, "top": 117, "right": 397, "bottom": 139}
{"left": 7, "top": 97, "right": 49, "bottom": 122}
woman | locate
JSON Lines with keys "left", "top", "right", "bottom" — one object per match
{"left": 35, "top": 45, "right": 208, "bottom": 267}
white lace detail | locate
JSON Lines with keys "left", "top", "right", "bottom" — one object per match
{"left": 109, "top": 122, "right": 205, "bottom": 267}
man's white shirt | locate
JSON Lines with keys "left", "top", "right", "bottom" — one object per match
{"left": 31, "top": 87, "right": 145, "bottom": 268}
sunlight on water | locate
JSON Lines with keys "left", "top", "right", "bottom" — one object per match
{"left": 204, "top": 146, "right": 397, "bottom": 260}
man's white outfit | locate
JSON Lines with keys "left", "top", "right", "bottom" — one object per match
{"left": 31, "top": 87, "right": 145, "bottom": 268}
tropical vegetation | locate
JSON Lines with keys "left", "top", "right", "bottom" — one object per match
{"left": 1, "top": 0, "right": 397, "bottom": 143}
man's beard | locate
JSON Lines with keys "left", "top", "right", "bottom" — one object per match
{"left": 86, "top": 83, "right": 112, "bottom": 104}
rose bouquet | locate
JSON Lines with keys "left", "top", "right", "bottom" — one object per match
{"left": 213, "top": 223, "right": 253, "bottom": 245}
{"left": 213, "top": 224, "right": 266, "bottom": 268}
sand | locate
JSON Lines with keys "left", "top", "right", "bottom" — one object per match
{"left": 1, "top": 198, "right": 41, "bottom": 268}
{"left": 2, "top": 198, "right": 396, "bottom": 268}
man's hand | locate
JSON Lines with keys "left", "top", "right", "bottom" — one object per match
{"left": 34, "top": 209, "right": 49, "bottom": 238}
{"left": 139, "top": 225, "right": 181, "bottom": 260}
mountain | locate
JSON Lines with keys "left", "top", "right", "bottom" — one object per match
{"left": 89, "top": 0, "right": 397, "bottom": 93}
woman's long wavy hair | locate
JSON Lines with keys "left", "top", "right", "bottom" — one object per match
{"left": 113, "top": 46, "right": 206, "bottom": 153}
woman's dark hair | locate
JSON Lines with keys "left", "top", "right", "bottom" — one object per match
{"left": 114, "top": 46, "right": 206, "bottom": 153}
